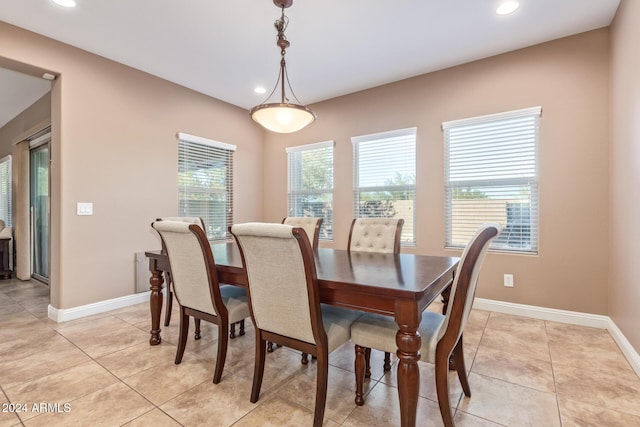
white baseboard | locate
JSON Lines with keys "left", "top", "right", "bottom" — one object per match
{"left": 473, "top": 297, "right": 640, "bottom": 377}
{"left": 48, "top": 291, "right": 151, "bottom": 323}
{"left": 607, "top": 319, "right": 640, "bottom": 377}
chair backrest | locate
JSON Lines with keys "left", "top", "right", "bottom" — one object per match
{"left": 156, "top": 217, "right": 206, "bottom": 252}
{"left": 231, "top": 222, "right": 325, "bottom": 347}
{"left": 438, "top": 223, "right": 502, "bottom": 345}
{"left": 347, "top": 218, "right": 404, "bottom": 254}
{"left": 151, "top": 220, "right": 226, "bottom": 318}
{"left": 282, "top": 217, "right": 323, "bottom": 249}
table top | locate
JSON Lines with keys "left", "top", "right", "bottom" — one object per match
{"left": 147, "top": 242, "right": 459, "bottom": 304}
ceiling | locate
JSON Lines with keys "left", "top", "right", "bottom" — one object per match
{"left": 0, "top": 0, "right": 620, "bottom": 126}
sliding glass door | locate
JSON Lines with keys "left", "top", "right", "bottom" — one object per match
{"left": 30, "top": 142, "right": 50, "bottom": 283}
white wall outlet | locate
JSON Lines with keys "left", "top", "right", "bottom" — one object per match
{"left": 77, "top": 202, "right": 93, "bottom": 216}
{"left": 503, "top": 274, "right": 514, "bottom": 287}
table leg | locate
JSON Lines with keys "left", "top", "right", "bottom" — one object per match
{"left": 395, "top": 303, "right": 422, "bottom": 427}
{"left": 149, "top": 261, "right": 164, "bottom": 345}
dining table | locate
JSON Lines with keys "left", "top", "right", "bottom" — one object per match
{"left": 145, "top": 242, "right": 459, "bottom": 427}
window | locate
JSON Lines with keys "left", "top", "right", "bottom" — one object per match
{"left": 286, "top": 141, "right": 334, "bottom": 240}
{"left": 0, "top": 156, "right": 10, "bottom": 227}
{"left": 443, "top": 106, "right": 541, "bottom": 253}
{"left": 178, "top": 133, "right": 235, "bottom": 241}
{"left": 352, "top": 128, "right": 416, "bottom": 245}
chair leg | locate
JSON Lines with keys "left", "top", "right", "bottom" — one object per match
{"left": 213, "top": 321, "right": 229, "bottom": 384}
{"left": 164, "top": 289, "right": 173, "bottom": 327}
{"left": 230, "top": 322, "right": 236, "bottom": 339}
{"left": 175, "top": 309, "right": 189, "bottom": 364}
{"left": 435, "top": 347, "right": 455, "bottom": 427}
{"left": 453, "top": 338, "right": 471, "bottom": 397}
{"left": 364, "top": 347, "right": 372, "bottom": 378}
{"left": 194, "top": 318, "right": 201, "bottom": 340}
{"left": 383, "top": 352, "right": 391, "bottom": 372}
{"left": 354, "top": 345, "right": 366, "bottom": 406}
{"left": 301, "top": 352, "right": 309, "bottom": 365}
{"left": 239, "top": 319, "right": 245, "bottom": 336}
{"left": 251, "top": 334, "right": 267, "bottom": 403}
{"left": 313, "top": 348, "right": 329, "bottom": 427}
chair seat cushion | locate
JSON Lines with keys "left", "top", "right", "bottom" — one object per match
{"left": 220, "top": 285, "right": 250, "bottom": 324}
{"left": 350, "top": 310, "right": 445, "bottom": 363}
{"left": 320, "top": 304, "right": 363, "bottom": 353}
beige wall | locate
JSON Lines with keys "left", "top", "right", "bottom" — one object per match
{"left": 263, "top": 29, "right": 610, "bottom": 314}
{"left": 0, "top": 92, "right": 51, "bottom": 158}
{"left": 610, "top": 0, "right": 640, "bottom": 351}
{"left": 0, "top": 22, "right": 264, "bottom": 309}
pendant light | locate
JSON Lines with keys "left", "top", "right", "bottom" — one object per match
{"left": 250, "top": 0, "right": 316, "bottom": 133}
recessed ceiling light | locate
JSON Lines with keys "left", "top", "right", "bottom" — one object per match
{"left": 496, "top": 1, "right": 519, "bottom": 15}
{"left": 254, "top": 87, "right": 267, "bottom": 95}
{"left": 52, "top": 0, "right": 76, "bottom": 7}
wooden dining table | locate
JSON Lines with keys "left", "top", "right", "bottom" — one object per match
{"left": 145, "top": 242, "right": 458, "bottom": 427}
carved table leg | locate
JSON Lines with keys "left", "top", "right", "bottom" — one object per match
{"left": 395, "top": 302, "right": 421, "bottom": 427}
{"left": 149, "top": 261, "right": 164, "bottom": 345}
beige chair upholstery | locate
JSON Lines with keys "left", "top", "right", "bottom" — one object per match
{"left": 0, "top": 220, "right": 13, "bottom": 271}
{"left": 282, "top": 217, "right": 323, "bottom": 249}
{"left": 157, "top": 217, "right": 204, "bottom": 327}
{"left": 231, "top": 222, "right": 361, "bottom": 427}
{"left": 152, "top": 220, "right": 250, "bottom": 384}
{"left": 157, "top": 216, "right": 246, "bottom": 338}
{"left": 347, "top": 217, "right": 404, "bottom": 372}
{"left": 266, "top": 217, "right": 323, "bottom": 354}
{"left": 348, "top": 218, "right": 404, "bottom": 254}
{"left": 350, "top": 223, "right": 502, "bottom": 427}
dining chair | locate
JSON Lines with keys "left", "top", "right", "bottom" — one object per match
{"left": 349, "top": 223, "right": 501, "bottom": 427}
{"left": 266, "top": 217, "right": 324, "bottom": 354}
{"left": 158, "top": 216, "right": 245, "bottom": 340}
{"left": 231, "top": 222, "right": 362, "bottom": 427}
{"left": 345, "top": 217, "right": 404, "bottom": 373}
{"left": 151, "top": 220, "right": 251, "bottom": 384}
{"left": 282, "top": 217, "right": 323, "bottom": 249}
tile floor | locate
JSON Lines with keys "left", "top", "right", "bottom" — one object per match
{"left": 1, "top": 279, "right": 640, "bottom": 426}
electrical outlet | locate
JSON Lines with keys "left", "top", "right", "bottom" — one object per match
{"left": 503, "top": 274, "right": 514, "bottom": 287}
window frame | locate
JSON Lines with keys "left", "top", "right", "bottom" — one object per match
{"left": 0, "top": 155, "right": 11, "bottom": 228}
{"left": 177, "top": 132, "right": 235, "bottom": 242}
{"left": 443, "top": 107, "right": 541, "bottom": 254}
{"left": 351, "top": 127, "right": 417, "bottom": 246}
{"left": 286, "top": 140, "right": 334, "bottom": 241}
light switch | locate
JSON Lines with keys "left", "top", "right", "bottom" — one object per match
{"left": 77, "top": 202, "right": 93, "bottom": 216}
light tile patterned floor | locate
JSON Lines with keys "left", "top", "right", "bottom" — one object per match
{"left": 1, "top": 279, "right": 639, "bottom": 426}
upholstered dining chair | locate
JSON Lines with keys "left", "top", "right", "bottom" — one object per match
{"left": 346, "top": 217, "right": 404, "bottom": 373}
{"left": 159, "top": 216, "right": 245, "bottom": 340}
{"left": 151, "top": 220, "right": 251, "bottom": 384}
{"left": 266, "top": 217, "right": 324, "bottom": 353}
{"left": 349, "top": 223, "right": 502, "bottom": 427}
{"left": 231, "top": 222, "right": 362, "bottom": 427}
{"left": 282, "top": 217, "right": 323, "bottom": 249}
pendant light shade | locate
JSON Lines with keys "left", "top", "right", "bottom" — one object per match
{"left": 250, "top": 0, "right": 316, "bottom": 133}
{"left": 250, "top": 103, "right": 316, "bottom": 134}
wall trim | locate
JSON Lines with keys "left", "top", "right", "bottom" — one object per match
{"left": 48, "top": 291, "right": 151, "bottom": 323}
{"left": 474, "top": 298, "right": 640, "bottom": 376}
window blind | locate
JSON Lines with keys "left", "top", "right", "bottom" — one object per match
{"left": 286, "top": 141, "right": 334, "bottom": 240}
{"left": 0, "top": 156, "right": 11, "bottom": 227}
{"left": 178, "top": 133, "right": 235, "bottom": 241}
{"left": 443, "top": 107, "right": 541, "bottom": 253}
{"left": 352, "top": 127, "right": 416, "bottom": 245}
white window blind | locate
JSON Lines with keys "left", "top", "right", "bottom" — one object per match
{"left": 352, "top": 127, "right": 416, "bottom": 245}
{"left": 178, "top": 133, "right": 235, "bottom": 241}
{"left": 443, "top": 107, "right": 541, "bottom": 253}
{"left": 287, "top": 141, "right": 334, "bottom": 240}
{"left": 0, "top": 156, "right": 11, "bottom": 227}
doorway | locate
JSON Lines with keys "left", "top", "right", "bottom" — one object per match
{"left": 30, "top": 133, "right": 50, "bottom": 284}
